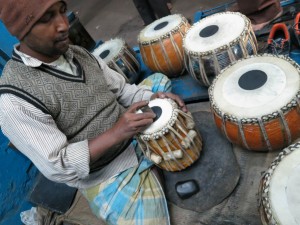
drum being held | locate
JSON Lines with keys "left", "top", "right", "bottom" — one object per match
{"left": 259, "top": 142, "right": 300, "bottom": 225}
{"left": 183, "top": 12, "right": 257, "bottom": 87}
{"left": 138, "top": 14, "right": 190, "bottom": 78}
{"left": 136, "top": 98, "right": 202, "bottom": 171}
{"left": 92, "top": 38, "right": 140, "bottom": 84}
{"left": 209, "top": 54, "right": 300, "bottom": 151}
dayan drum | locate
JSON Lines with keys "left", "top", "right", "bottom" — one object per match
{"left": 92, "top": 38, "right": 140, "bottom": 84}
{"left": 138, "top": 14, "right": 190, "bottom": 78}
{"left": 259, "top": 142, "right": 300, "bottom": 225}
{"left": 209, "top": 54, "right": 300, "bottom": 151}
{"left": 136, "top": 98, "right": 202, "bottom": 171}
{"left": 183, "top": 12, "right": 257, "bottom": 87}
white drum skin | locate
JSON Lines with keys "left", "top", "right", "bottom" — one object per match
{"left": 92, "top": 38, "right": 140, "bottom": 84}
{"left": 209, "top": 54, "right": 300, "bottom": 151}
{"left": 183, "top": 12, "right": 257, "bottom": 87}
{"left": 259, "top": 142, "right": 300, "bottom": 225}
{"left": 136, "top": 98, "right": 202, "bottom": 171}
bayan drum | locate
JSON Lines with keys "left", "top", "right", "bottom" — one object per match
{"left": 259, "top": 142, "right": 300, "bottom": 225}
{"left": 209, "top": 54, "right": 300, "bottom": 151}
{"left": 136, "top": 98, "right": 202, "bottom": 171}
{"left": 183, "top": 12, "right": 257, "bottom": 87}
{"left": 138, "top": 14, "right": 190, "bottom": 78}
{"left": 92, "top": 38, "right": 140, "bottom": 84}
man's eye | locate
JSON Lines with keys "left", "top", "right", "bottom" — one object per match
{"left": 61, "top": 5, "right": 67, "bottom": 14}
{"left": 39, "top": 14, "right": 52, "bottom": 23}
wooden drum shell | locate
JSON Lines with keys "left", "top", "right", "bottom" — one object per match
{"left": 136, "top": 99, "right": 202, "bottom": 172}
{"left": 212, "top": 106, "right": 300, "bottom": 151}
{"left": 146, "top": 115, "right": 202, "bottom": 171}
{"left": 138, "top": 16, "right": 190, "bottom": 78}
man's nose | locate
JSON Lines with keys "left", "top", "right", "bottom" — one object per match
{"left": 56, "top": 13, "right": 69, "bottom": 32}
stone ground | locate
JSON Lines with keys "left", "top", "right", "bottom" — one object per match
{"left": 65, "top": 1, "right": 286, "bottom": 224}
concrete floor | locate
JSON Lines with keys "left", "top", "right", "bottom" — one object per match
{"left": 68, "top": 0, "right": 230, "bottom": 47}
{"left": 65, "top": 1, "right": 278, "bottom": 225}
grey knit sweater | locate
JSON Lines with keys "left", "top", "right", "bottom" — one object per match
{"left": 0, "top": 45, "right": 129, "bottom": 171}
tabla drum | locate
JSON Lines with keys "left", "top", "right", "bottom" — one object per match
{"left": 183, "top": 12, "right": 257, "bottom": 87}
{"left": 209, "top": 54, "right": 300, "bottom": 151}
{"left": 138, "top": 14, "right": 190, "bottom": 78}
{"left": 136, "top": 98, "right": 202, "bottom": 171}
{"left": 259, "top": 142, "right": 300, "bottom": 225}
{"left": 92, "top": 38, "right": 140, "bottom": 84}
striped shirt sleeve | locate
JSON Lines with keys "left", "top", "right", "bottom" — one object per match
{"left": 0, "top": 94, "right": 90, "bottom": 183}
{"left": 96, "top": 58, "right": 153, "bottom": 106}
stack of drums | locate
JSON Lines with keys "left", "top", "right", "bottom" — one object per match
{"left": 92, "top": 38, "right": 140, "bottom": 84}
{"left": 138, "top": 14, "right": 190, "bottom": 78}
{"left": 136, "top": 98, "right": 202, "bottom": 171}
{"left": 209, "top": 54, "right": 300, "bottom": 151}
{"left": 259, "top": 142, "right": 300, "bottom": 225}
{"left": 183, "top": 12, "right": 257, "bottom": 86}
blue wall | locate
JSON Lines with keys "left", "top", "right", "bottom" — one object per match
{"left": 0, "top": 134, "right": 38, "bottom": 225}
{"left": 0, "top": 20, "right": 39, "bottom": 225}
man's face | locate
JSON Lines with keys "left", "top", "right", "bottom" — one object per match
{"left": 20, "top": 1, "right": 69, "bottom": 62}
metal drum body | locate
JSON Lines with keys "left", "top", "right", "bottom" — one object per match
{"left": 92, "top": 38, "right": 140, "bottom": 84}
{"left": 138, "top": 14, "right": 190, "bottom": 78}
{"left": 209, "top": 54, "right": 300, "bottom": 151}
{"left": 136, "top": 98, "right": 202, "bottom": 171}
{"left": 183, "top": 12, "right": 257, "bottom": 87}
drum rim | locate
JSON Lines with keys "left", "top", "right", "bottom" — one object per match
{"left": 137, "top": 14, "right": 189, "bottom": 45}
{"left": 93, "top": 38, "right": 127, "bottom": 63}
{"left": 259, "top": 142, "right": 300, "bottom": 225}
{"left": 183, "top": 12, "right": 252, "bottom": 56}
{"left": 137, "top": 98, "right": 179, "bottom": 140}
{"left": 208, "top": 54, "right": 300, "bottom": 124}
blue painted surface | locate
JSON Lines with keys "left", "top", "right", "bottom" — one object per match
{"left": 0, "top": 20, "right": 18, "bottom": 61}
{"left": 133, "top": 46, "right": 209, "bottom": 103}
{"left": 290, "top": 49, "right": 300, "bottom": 64}
{"left": 0, "top": 20, "right": 38, "bottom": 225}
{"left": 0, "top": 133, "right": 39, "bottom": 225}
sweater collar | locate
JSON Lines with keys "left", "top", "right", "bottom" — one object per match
{"left": 12, "top": 45, "right": 85, "bottom": 83}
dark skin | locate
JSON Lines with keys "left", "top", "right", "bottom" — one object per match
{"left": 19, "top": 1, "right": 187, "bottom": 164}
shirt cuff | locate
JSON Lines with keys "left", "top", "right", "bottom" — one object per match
{"left": 66, "top": 140, "right": 90, "bottom": 179}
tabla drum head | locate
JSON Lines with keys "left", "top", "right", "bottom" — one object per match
{"left": 138, "top": 14, "right": 184, "bottom": 43}
{"left": 210, "top": 55, "right": 300, "bottom": 119}
{"left": 260, "top": 142, "right": 300, "bottom": 225}
{"left": 141, "top": 98, "right": 177, "bottom": 136}
{"left": 92, "top": 38, "right": 124, "bottom": 63}
{"left": 184, "top": 12, "right": 247, "bottom": 53}
{"left": 92, "top": 38, "right": 140, "bottom": 84}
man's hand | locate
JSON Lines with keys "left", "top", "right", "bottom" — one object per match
{"left": 111, "top": 100, "right": 156, "bottom": 140}
{"left": 151, "top": 92, "right": 187, "bottom": 112}
{"left": 88, "top": 100, "right": 155, "bottom": 162}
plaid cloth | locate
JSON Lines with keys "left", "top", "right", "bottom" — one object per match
{"left": 81, "top": 74, "right": 171, "bottom": 225}
{"left": 138, "top": 73, "right": 172, "bottom": 93}
{"left": 81, "top": 156, "right": 170, "bottom": 225}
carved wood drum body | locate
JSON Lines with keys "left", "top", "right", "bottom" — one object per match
{"left": 183, "top": 12, "right": 257, "bottom": 87}
{"left": 136, "top": 98, "right": 202, "bottom": 171}
{"left": 138, "top": 14, "right": 190, "bottom": 78}
{"left": 209, "top": 54, "right": 300, "bottom": 151}
{"left": 92, "top": 38, "right": 140, "bottom": 84}
{"left": 259, "top": 142, "right": 300, "bottom": 225}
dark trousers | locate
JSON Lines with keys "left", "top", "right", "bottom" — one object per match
{"left": 133, "top": 0, "right": 171, "bottom": 25}
{"left": 236, "top": 0, "right": 282, "bottom": 24}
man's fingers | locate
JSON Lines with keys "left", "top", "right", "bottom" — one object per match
{"left": 127, "top": 100, "right": 149, "bottom": 113}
